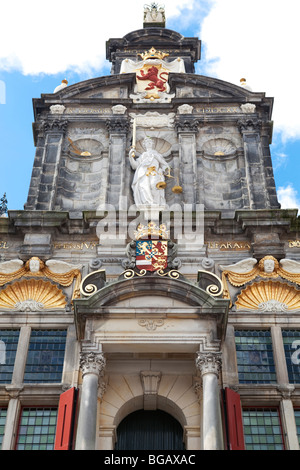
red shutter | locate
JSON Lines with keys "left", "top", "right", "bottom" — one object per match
{"left": 225, "top": 387, "right": 245, "bottom": 450}
{"left": 55, "top": 387, "right": 77, "bottom": 450}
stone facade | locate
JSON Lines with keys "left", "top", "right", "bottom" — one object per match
{"left": 0, "top": 9, "right": 300, "bottom": 451}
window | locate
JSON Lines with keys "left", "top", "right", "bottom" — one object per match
{"left": 294, "top": 410, "right": 300, "bottom": 447}
{"left": 282, "top": 330, "right": 300, "bottom": 384}
{"left": 0, "top": 408, "right": 7, "bottom": 449}
{"left": 235, "top": 330, "right": 277, "bottom": 383}
{"left": 242, "top": 409, "right": 284, "bottom": 450}
{"left": 235, "top": 330, "right": 276, "bottom": 383}
{"left": 15, "top": 408, "right": 58, "bottom": 450}
{"left": 24, "top": 330, "right": 67, "bottom": 383}
{"left": 0, "top": 330, "right": 20, "bottom": 384}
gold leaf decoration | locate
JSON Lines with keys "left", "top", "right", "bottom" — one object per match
{"left": 235, "top": 281, "right": 300, "bottom": 311}
{"left": 0, "top": 279, "right": 67, "bottom": 310}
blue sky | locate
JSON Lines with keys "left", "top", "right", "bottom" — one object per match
{"left": 0, "top": 0, "right": 299, "bottom": 211}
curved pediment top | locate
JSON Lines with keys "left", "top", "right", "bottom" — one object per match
{"left": 74, "top": 274, "right": 229, "bottom": 310}
{"left": 170, "top": 73, "right": 269, "bottom": 101}
{"left": 41, "top": 73, "right": 136, "bottom": 102}
{"left": 122, "top": 28, "right": 185, "bottom": 44}
{"left": 39, "top": 72, "right": 269, "bottom": 106}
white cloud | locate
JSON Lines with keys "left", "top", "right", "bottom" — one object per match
{"left": 277, "top": 184, "right": 300, "bottom": 210}
{"left": 199, "top": 0, "right": 300, "bottom": 142}
{"left": 0, "top": 0, "right": 195, "bottom": 75}
{"left": 2, "top": 0, "right": 300, "bottom": 144}
{"left": 273, "top": 151, "right": 289, "bottom": 171}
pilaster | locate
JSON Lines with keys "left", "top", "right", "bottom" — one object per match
{"left": 32, "top": 118, "right": 68, "bottom": 210}
{"left": 238, "top": 118, "right": 270, "bottom": 209}
{"left": 175, "top": 116, "right": 200, "bottom": 209}
{"left": 105, "top": 116, "right": 129, "bottom": 210}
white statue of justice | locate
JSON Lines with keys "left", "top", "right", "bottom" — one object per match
{"left": 129, "top": 136, "right": 170, "bottom": 207}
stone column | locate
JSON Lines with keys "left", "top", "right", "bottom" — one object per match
{"left": 196, "top": 351, "right": 223, "bottom": 450}
{"left": 1, "top": 391, "right": 21, "bottom": 450}
{"left": 75, "top": 350, "right": 106, "bottom": 450}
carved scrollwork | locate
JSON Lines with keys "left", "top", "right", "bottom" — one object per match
{"left": 197, "top": 270, "right": 224, "bottom": 297}
{"left": 80, "top": 269, "right": 106, "bottom": 297}
{"left": 120, "top": 269, "right": 147, "bottom": 279}
{"left": 156, "top": 268, "right": 181, "bottom": 279}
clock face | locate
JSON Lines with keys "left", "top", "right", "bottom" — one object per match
{"left": 67, "top": 137, "right": 102, "bottom": 157}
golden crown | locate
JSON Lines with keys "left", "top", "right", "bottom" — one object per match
{"left": 134, "top": 221, "right": 169, "bottom": 240}
{"left": 138, "top": 47, "right": 169, "bottom": 61}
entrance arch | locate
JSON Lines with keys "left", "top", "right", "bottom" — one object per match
{"left": 115, "top": 409, "right": 185, "bottom": 450}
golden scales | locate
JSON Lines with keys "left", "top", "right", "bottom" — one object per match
{"left": 156, "top": 167, "right": 183, "bottom": 194}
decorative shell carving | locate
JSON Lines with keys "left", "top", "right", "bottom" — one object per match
{"left": 67, "top": 137, "right": 103, "bottom": 157}
{"left": 0, "top": 279, "right": 67, "bottom": 310}
{"left": 136, "top": 137, "right": 172, "bottom": 156}
{"left": 202, "top": 138, "right": 236, "bottom": 156}
{"left": 235, "top": 281, "right": 300, "bottom": 311}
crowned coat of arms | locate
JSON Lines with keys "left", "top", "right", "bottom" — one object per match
{"left": 136, "top": 240, "right": 168, "bottom": 272}
{"left": 120, "top": 47, "right": 185, "bottom": 102}
{"left": 134, "top": 222, "right": 169, "bottom": 272}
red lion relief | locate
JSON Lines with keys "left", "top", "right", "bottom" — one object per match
{"left": 136, "top": 66, "right": 168, "bottom": 92}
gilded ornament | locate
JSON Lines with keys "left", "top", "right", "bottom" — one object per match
{"left": 138, "top": 47, "right": 169, "bottom": 61}
{"left": 0, "top": 257, "right": 81, "bottom": 301}
{"left": 134, "top": 221, "right": 169, "bottom": 240}
{"left": 235, "top": 281, "right": 300, "bottom": 311}
{"left": 0, "top": 279, "right": 66, "bottom": 310}
{"left": 219, "top": 256, "right": 300, "bottom": 306}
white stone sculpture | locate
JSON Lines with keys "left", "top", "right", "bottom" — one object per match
{"left": 111, "top": 105, "right": 127, "bottom": 115}
{"left": 240, "top": 103, "right": 256, "bottom": 114}
{"left": 53, "top": 79, "right": 68, "bottom": 93}
{"left": 45, "top": 259, "right": 82, "bottom": 273}
{"left": 178, "top": 104, "right": 194, "bottom": 114}
{"left": 50, "top": 104, "right": 65, "bottom": 114}
{"left": 219, "top": 258, "right": 257, "bottom": 273}
{"left": 144, "top": 3, "right": 165, "bottom": 24}
{"left": 279, "top": 258, "right": 300, "bottom": 273}
{"left": 129, "top": 137, "right": 170, "bottom": 208}
{"left": 0, "top": 259, "right": 23, "bottom": 273}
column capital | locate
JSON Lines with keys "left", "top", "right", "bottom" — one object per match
{"left": 237, "top": 118, "right": 262, "bottom": 134}
{"left": 39, "top": 118, "right": 69, "bottom": 135}
{"left": 175, "top": 117, "right": 200, "bottom": 133}
{"left": 79, "top": 351, "right": 106, "bottom": 378}
{"left": 195, "top": 351, "right": 222, "bottom": 378}
{"left": 105, "top": 117, "right": 129, "bottom": 133}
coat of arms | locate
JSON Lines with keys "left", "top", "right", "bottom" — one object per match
{"left": 120, "top": 47, "right": 185, "bottom": 102}
{"left": 136, "top": 240, "right": 168, "bottom": 272}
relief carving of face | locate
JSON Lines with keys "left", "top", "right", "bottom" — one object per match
{"left": 263, "top": 259, "right": 275, "bottom": 274}
{"left": 29, "top": 258, "right": 40, "bottom": 273}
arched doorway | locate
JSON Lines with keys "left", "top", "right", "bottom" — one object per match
{"left": 115, "top": 409, "right": 185, "bottom": 450}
